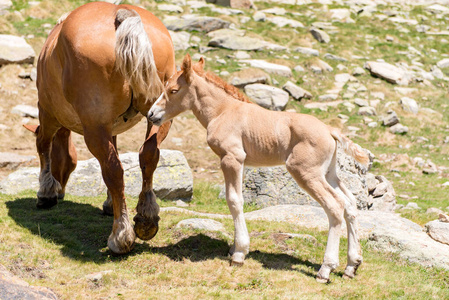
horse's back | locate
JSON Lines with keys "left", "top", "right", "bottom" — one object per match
{"left": 37, "top": 2, "right": 175, "bottom": 134}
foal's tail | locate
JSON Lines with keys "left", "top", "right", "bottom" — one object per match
{"left": 329, "top": 127, "right": 370, "bottom": 167}
{"left": 114, "top": 9, "right": 163, "bottom": 102}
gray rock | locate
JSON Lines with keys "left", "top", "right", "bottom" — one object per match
{"left": 330, "top": 8, "right": 351, "bottom": 21}
{"left": 426, "top": 207, "right": 444, "bottom": 215}
{"left": 11, "top": 105, "right": 38, "bottom": 118}
{"left": 207, "top": 0, "right": 254, "bottom": 9}
{"left": 400, "top": 97, "right": 419, "bottom": 114}
{"left": 364, "top": 61, "right": 411, "bottom": 85}
{"left": 0, "top": 152, "right": 35, "bottom": 170}
{"left": 267, "top": 16, "right": 304, "bottom": 28}
{"left": 358, "top": 106, "right": 377, "bottom": 116}
{"left": 158, "top": 4, "right": 183, "bottom": 13}
{"left": 389, "top": 123, "right": 408, "bottom": 134}
{"left": 0, "top": 34, "right": 36, "bottom": 65}
{"left": 244, "top": 84, "right": 289, "bottom": 111}
{"left": 365, "top": 173, "right": 378, "bottom": 192}
{"left": 260, "top": 7, "right": 286, "bottom": 15}
{"left": 176, "top": 218, "right": 225, "bottom": 232}
{"left": 324, "top": 53, "right": 347, "bottom": 62}
{"left": 0, "top": 264, "right": 58, "bottom": 300}
{"left": 169, "top": 31, "right": 191, "bottom": 51}
{"left": 239, "top": 60, "right": 292, "bottom": 77}
{"left": 318, "top": 94, "right": 338, "bottom": 101}
{"left": 85, "top": 270, "right": 113, "bottom": 282}
{"left": 294, "top": 46, "right": 319, "bottom": 57}
{"left": 313, "top": 59, "right": 333, "bottom": 73}
{"left": 0, "top": 0, "right": 12, "bottom": 14}
{"left": 0, "top": 151, "right": 193, "bottom": 200}
{"left": 234, "top": 51, "right": 251, "bottom": 59}
{"left": 163, "top": 15, "right": 230, "bottom": 33}
{"left": 282, "top": 81, "right": 312, "bottom": 100}
{"left": 310, "top": 27, "right": 330, "bottom": 43}
{"left": 436, "top": 58, "right": 449, "bottom": 69}
{"left": 208, "top": 29, "right": 285, "bottom": 51}
{"left": 253, "top": 11, "right": 266, "bottom": 22}
{"left": 382, "top": 111, "right": 399, "bottom": 127}
{"left": 352, "top": 67, "right": 365, "bottom": 76}
{"left": 294, "top": 65, "right": 304, "bottom": 73}
{"left": 229, "top": 68, "right": 270, "bottom": 88}
{"left": 354, "top": 98, "right": 369, "bottom": 107}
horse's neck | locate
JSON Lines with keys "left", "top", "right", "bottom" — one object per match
{"left": 190, "top": 77, "right": 233, "bottom": 129}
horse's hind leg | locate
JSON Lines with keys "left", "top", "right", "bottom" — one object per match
{"left": 83, "top": 126, "right": 135, "bottom": 254}
{"left": 36, "top": 104, "right": 62, "bottom": 209}
{"left": 51, "top": 127, "right": 77, "bottom": 200}
{"left": 287, "top": 164, "right": 345, "bottom": 283}
{"left": 134, "top": 121, "right": 172, "bottom": 241}
{"left": 325, "top": 158, "right": 363, "bottom": 279}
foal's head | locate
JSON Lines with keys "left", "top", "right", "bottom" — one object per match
{"left": 147, "top": 53, "right": 203, "bottom": 126}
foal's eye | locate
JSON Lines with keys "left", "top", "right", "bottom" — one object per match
{"left": 170, "top": 89, "right": 178, "bottom": 94}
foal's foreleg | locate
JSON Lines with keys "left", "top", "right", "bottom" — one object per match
{"left": 102, "top": 135, "right": 117, "bottom": 216}
{"left": 134, "top": 121, "right": 172, "bottom": 241}
{"left": 221, "top": 154, "right": 249, "bottom": 266}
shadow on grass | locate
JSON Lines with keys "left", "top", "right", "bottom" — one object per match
{"left": 6, "top": 197, "right": 320, "bottom": 277}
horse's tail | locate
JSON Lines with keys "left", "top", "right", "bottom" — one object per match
{"left": 114, "top": 9, "right": 163, "bottom": 103}
{"left": 329, "top": 127, "right": 370, "bottom": 167}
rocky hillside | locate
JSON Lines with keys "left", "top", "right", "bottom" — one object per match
{"left": 0, "top": 0, "right": 448, "bottom": 219}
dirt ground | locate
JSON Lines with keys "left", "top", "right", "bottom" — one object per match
{"left": 0, "top": 63, "right": 224, "bottom": 184}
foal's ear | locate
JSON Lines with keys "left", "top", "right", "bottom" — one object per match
{"left": 197, "top": 57, "right": 205, "bottom": 70}
{"left": 182, "top": 53, "right": 193, "bottom": 83}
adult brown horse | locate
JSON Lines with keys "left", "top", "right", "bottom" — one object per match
{"left": 26, "top": 2, "right": 176, "bottom": 254}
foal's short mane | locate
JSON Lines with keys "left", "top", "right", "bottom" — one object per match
{"left": 193, "top": 66, "right": 252, "bottom": 103}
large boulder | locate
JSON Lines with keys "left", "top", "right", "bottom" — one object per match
{"left": 0, "top": 35, "right": 35, "bottom": 65}
{"left": 364, "top": 61, "right": 412, "bottom": 85}
{"left": 243, "top": 84, "right": 289, "bottom": 111}
{"left": 163, "top": 15, "right": 230, "bottom": 33}
{"left": 242, "top": 146, "right": 395, "bottom": 211}
{"left": 0, "top": 150, "right": 193, "bottom": 200}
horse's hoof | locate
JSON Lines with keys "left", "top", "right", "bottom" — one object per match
{"left": 102, "top": 203, "right": 114, "bottom": 216}
{"left": 133, "top": 214, "right": 159, "bottom": 241}
{"left": 108, "top": 217, "right": 136, "bottom": 254}
{"left": 230, "top": 252, "right": 245, "bottom": 267}
{"left": 36, "top": 196, "right": 58, "bottom": 209}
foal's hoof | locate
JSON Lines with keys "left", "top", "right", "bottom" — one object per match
{"left": 230, "top": 252, "right": 245, "bottom": 267}
{"left": 316, "top": 275, "right": 330, "bottom": 284}
{"left": 133, "top": 214, "right": 159, "bottom": 241}
{"left": 36, "top": 196, "right": 58, "bottom": 209}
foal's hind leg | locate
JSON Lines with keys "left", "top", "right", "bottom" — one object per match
{"left": 51, "top": 127, "right": 77, "bottom": 200}
{"left": 221, "top": 154, "right": 249, "bottom": 266}
{"left": 36, "top": 104, "right": 62, "bottom": 209}
{"left": 134, "top": 121, "right": 172, "bottom": 241}
{"left": 287, "top": 166, "right": 345, "bottom": 283}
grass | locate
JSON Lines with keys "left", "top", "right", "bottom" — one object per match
{"left": 1, "top": 189, "right": 449, "bottom": 299}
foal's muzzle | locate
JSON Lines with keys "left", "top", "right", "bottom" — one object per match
{"left": 147, "top": 92, "right": 165, "bottom": 126}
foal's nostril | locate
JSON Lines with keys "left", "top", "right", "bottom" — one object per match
{"left": 147, "top": 111, "right": 154, "bottom": 120}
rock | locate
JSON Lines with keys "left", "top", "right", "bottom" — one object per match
{"left": 304, "top": 101, "right": 343, "bottom": 111}
{"left": 282, "top": 81, "right": 312, "bottom": 100}
{"left": 389, "top": 17, "right": 418, "bottom": 26}
{"left": 389, "top": 123, "right": 408, "bottom": 134}
{"left": 229, "top": 68, "right": 270, "bottom": 88}
{"left": 369, "top": 175, "right": 396, "bottom": 211}
{"left": 382, "top": 110, "right": 399, "bottom": 127}
{"left": 169, "top": 31, "right": 191, "bottom": 51}
{"left": 425, "top": 220, "right": 449, "bottom": 245}
{"left": 253, "top": 11, "right": 266, "bottom": 22}
{"left": 330, "top": 8, "right": 351, "bottom": 21}
{"left": 365, "top": 173, "right": 378, "bottom": 192}
{"left": 436, "top": 58, "right": 449, "bottom": 69}
{"left": 175, "top": 199, "right": 189, "bottom": 207}
{"left": 0, "top": 34, "right": 36, "bottom": 65}
{"left": 352, "top": 67, "right": 365, "bottom": 76}
{"left": 294, "top": 65, "right": 304, "bottom": 73}
{"left": 0, "top": 0, "right": 12, "bottom": 14}
{"left": 426, "top": 207, "right": 444, "bottom": 215}
{"left": 318, "top": 94, "right": 338, "bottom": 101}
{"left": 267, "top": 16, "right": 304, "bottom": 28}
{"left": 11, "top": 105, "right": 38, "bottom": 118}
{"left": 244, "top": 84, "right": 289, "bottom": 111}
{"left": 239, "top": 60, "right": 292, "bottom": 77}
{"left": 354, "top": 98, "right": 369, "bottom": 107}
{"left": 158, "top": 4, "right": 183, "bottom": 13}
{"left": 163, "top": 15, "right": 230, "bottom": 33}
{"left": 310, "top": 27, "right": 330, "bottom": 43}
{"left": 358, "top": 106, "right": 376, "bottom": 116}
{"left": 324, "top": 53, "right": 347, "bottom": 62}
{"left": 312, "top": 59, "right": 333, "bottom": 73}
{"left": 208, "top": 29, "right": 285, "bottom": 51}
{"left": 364, "top": 61, "right": 411, "bottom": 85}
{"left": 176, "top": 218, "right": 225, "bottom": 232}
{"left": 234, "top": 50, "right": 251, "bottom": 59}
{"left": 0, "top": 152, "right": 35, "bottom": 170}
{"left": 400, "top": 97, "right": 419, "bottom": 114}
{"left": 206, "top": 0, "right": 253, "bottom": 9}
{"left": 0, "top": 151, "right": 193, "bottom": 200}
{"left": 294, "top": 46, "right": 319, "bottom": 56}
{"left": 260, "top": 7, "right": 286, "bottom": 15}
{"left": 404, "top": 202, "right": 420, "bottom": 210}
{"left": 85, "top": 270, "right": 113, "bottom": 282}
{"left": 439, "top": 214, "right": 449, "bottom": 223}
{"left": 0, "top": 264, "right": 58, "bottom": 300}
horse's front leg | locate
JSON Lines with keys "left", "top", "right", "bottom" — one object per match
{"left": 84, "top": 127, "right": 135, "bottom": 254}
{"left": 134, "top": 121, "right": 172, "bottom": 241}
{"left": 221, "top": 153, "right": 249, "bottom": 266}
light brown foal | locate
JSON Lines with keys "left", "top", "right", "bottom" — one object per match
{"left": 30, "top": 2, "right": 176, "bottom": 254}
{"left": 148, "top": 54, "right": 370, "bottom": 283}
